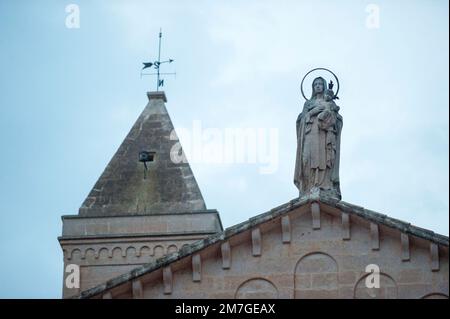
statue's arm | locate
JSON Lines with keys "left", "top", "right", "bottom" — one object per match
{"left": 296, "top": 102, "right": 309, "bottom": 124}
{"left": 309, "top": 105, "right": 325, "bottom": 116}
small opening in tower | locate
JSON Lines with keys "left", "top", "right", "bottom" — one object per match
{"left": 139, "top": 151, "right": 155, "bottom": 163}
{"left": 139, "top": 151, "right": 156, "bottom": 180}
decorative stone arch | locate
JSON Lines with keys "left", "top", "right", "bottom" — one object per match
{"left": 235, "top": 278, "right": 279, "bottom": 299}
{"left": 70, "top": 248, "right": 82, "bottom": 260}
{"left": 294, "top": 252, "right": 339, "bottom": 299}
{"left": 139, "top": 245, "right": 151, "bottom": 257}
{"left": 167, "top": 244, "right": 178, "bottom": 254}
{"left": 153, "top": 245, "right": 165, "bottom": 258}
{"left": 110, "top": 246, "right": 123, "bottom": 259}
{"left": 83, "top": 248, "right": 95, "bottom": 259}
{"left": 421, "top": 293, "right": 449, "bottom": 299}
{"left": 96, "top": 247, "right": 108, "bottom": 259}
{"left": 354, "top": 272, "right": 397, "bottom": 299}
{"left": 126, "top": 246, "right": 137, "bottom": 258}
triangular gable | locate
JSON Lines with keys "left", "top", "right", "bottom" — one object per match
{"left": 78, "top": 194, "right": 448, "bottom": 299}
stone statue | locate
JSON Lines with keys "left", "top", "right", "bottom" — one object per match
{"left": 294, "top": 76, "right": 343, "bottom": 199}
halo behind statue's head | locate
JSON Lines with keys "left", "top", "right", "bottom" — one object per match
{"left": 301, "top": 68, "right": 340, "bottom": 101}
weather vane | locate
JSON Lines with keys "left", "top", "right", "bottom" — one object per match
{"left": 141, "top": 28, "right": 176, "bottom": 91}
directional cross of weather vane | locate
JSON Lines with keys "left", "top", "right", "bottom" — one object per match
{"left": 141, "top": 29, "right": 175, "bottom": 91}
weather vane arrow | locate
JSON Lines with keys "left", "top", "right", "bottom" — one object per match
{"left": 141, "top": 28, "right": 176, "bottom": 91}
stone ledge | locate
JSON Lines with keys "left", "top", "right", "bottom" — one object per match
{"left": 147, "top": 91, "right": 167, "bottom": 102}
{"left": 61, "top": 211, "right": 223, "bottom": 237}
{"left": 58, "top": 231, "right": 219, "bottom": 242}
{"left": 62, "top": 209, "right": 220, "bottom": 219}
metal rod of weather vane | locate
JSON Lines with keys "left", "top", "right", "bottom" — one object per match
{"left": 157, "top": 29, "right": 162, "bottom": 91}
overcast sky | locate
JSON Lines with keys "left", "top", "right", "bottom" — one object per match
{"left": 0, "top": 0, "right": 448, "bottom": 298}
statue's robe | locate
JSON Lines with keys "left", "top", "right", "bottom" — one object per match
{"left": 294, "top": 99, "right": 342, "bottom": 198}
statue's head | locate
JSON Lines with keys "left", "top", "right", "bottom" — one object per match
{"left": 311, "top": 77, "right": 326, "bottom": 98}
{"left": 324, "top": 89, "right": 335, "bottom": 101}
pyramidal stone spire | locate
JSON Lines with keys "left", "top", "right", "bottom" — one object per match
{"left": 59, "top": 90, "right": 222, "bottom": 298}
{"left": 79, "top": 91, "right": 206, "bottom": 216}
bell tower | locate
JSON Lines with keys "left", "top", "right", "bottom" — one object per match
{"left": 58, "top": 91, "right": 222, "bottom": 298}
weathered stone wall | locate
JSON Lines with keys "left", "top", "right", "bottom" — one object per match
{"left": 98, "top": 203, "right": 448, "bottom": 299}
{"left": 59, "top": 211, "right": 222, "bottom": 298}
{"left": 61, "top": 235, "right": 206, "bottom": 298}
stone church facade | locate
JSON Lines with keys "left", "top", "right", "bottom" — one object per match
{"left": 58, "top": 91, "right": 449, "bottom": 299}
